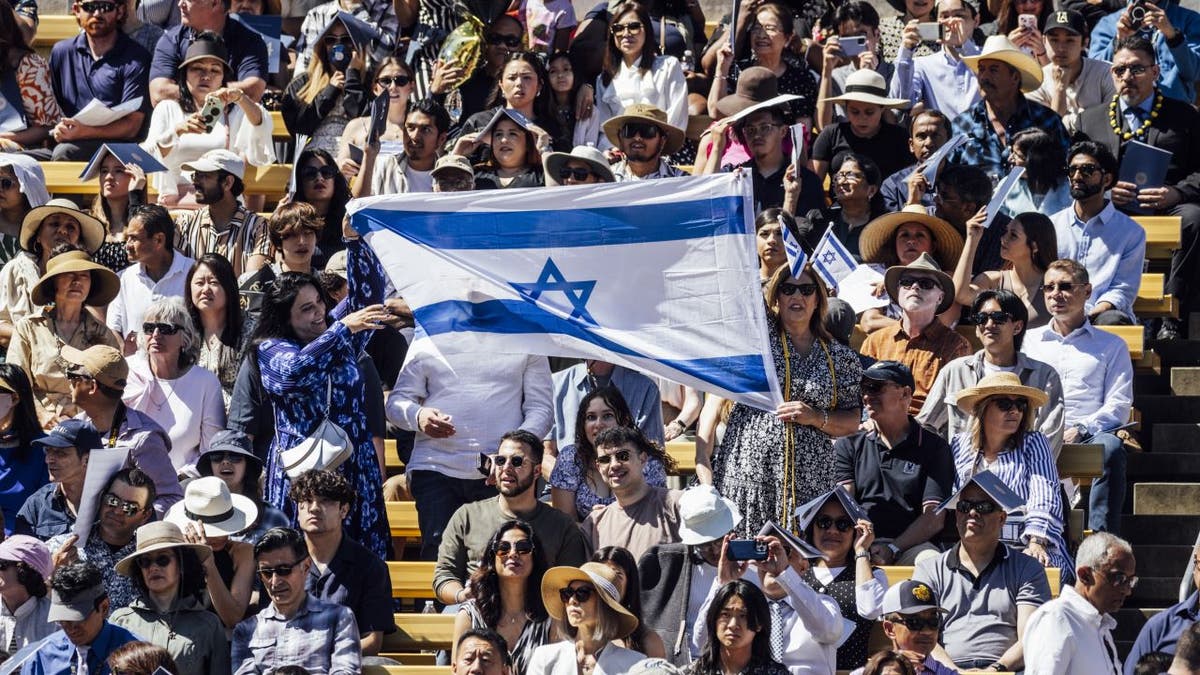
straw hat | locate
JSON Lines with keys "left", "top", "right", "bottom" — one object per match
{"left": 30, "top": 250, "right": 120, "bottom": 306}
{"left": 952, "top": 371, "right": 1049, "bottom": 413}
{"left": 825, "top": 69, "right": 909, "bottom": 108}
{"left": 20, "top": 198, "right": 105, "bottom": 254}
{"left": 602, "top": 104, "right": 685, "bottom": 155}
{"left": 114, "top": 521, "right": 212, "bottom": 577}
{"left": 543, "top": 145, "right": 615, "bottom": 186}
{"left": 963, "top": 35, "right": 1044, "bottom": 93}
{"left": 858, "top": 205, "right": 964, "bottom": 271}
{"left": 164, "top": 476, "right": 258, "bottom": 537}
{"left": 883, "top": 252, "right": 956, "bottom": 314}
{"left": 541, "top": 563, "right": 640, "bottom": 639}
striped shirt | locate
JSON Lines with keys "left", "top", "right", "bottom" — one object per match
{"left": 174, "top": 205, "right": 271, "bottom": 279}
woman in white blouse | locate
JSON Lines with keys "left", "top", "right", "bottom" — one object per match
{"left": 577, "top": 1, "right": 688, "bottom": 151}
{"left": 142, "top": 32, "right": 274, "bottom": 207}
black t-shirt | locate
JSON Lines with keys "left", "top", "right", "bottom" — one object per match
{"left": 811, "top": 121, "right": 916, "bottom": 181}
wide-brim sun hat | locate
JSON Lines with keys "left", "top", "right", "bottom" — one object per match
{"left": 177, "top": 39, "right": 235, "bottom": 81}
{"left": 677, "top": 484, "right": 742, "bottom": 545}
{"left": 714, "top": 66, "right": 797, "bottom": 119}
{"left": 883, "top": 252, "right": 956, "bottom": 314}
{"left": 164, "top": 476, "right": 258, "bottom": 537}
{"left": 541, "top": 562, "right": 639, "bottom": 639}
{"left": 20, "top": 198, "right": 106, "bottom": 254}
{"left": 114, "top": 521, "right": 213, "bottom": 577}
{"left": 963, "top": 35, "right": 1044, "bottom": 93}
{"left": 952, "top": 371, "right": 1049, "bottom": 413}
{"left": 543, "top": 145, "right": 616, "bottom": 186}
{"left": 30, "top": 250, "right": 120, "bottom": 307}
{"left": 825, "top": 69, "right": 910, "bottom": 108}
{"left": 858, "top": 205, "right": 964, "bottom": 271}
{"left": 601, "top": 103, "right": 686, "bottom": 156}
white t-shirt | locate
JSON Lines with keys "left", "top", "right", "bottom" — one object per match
{"left": 123, "top": 353, "right": 226, "bottom": 476}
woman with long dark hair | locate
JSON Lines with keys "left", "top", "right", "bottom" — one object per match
{"left": 454, "top": 50, "right": 566, "bottom": 154}
{"left": 592, "top": 546, "right": 665, "bottom": 659}
{"left": 0, "top": 364, "right": 45, "bottom": 534}
{"left": 292, "top": 147, "right": 351, "bottom": 268}
{"left": 186, "top": 254, "right": 243, "bottom": 402}
{"left": 953, "top": 211, "right": 1058, "bottom": 328}
{"left": 1000, "top": 128, "right": 1070, "bottom": 218}
{"left": 546, "top": 51, "right": 580, "bottom": 144}
{"left": 83, "top": 147, "right": 148, "bottom": 273}
{"left": 282, "top": 15, "right": 372, "bottom": 153}
{"left": 0, "top": 2, "right": 60, "bottom": 152}
{"left": 691, "top": 580, "right": 788, "bottom": 675}
{"left": 452, "top": 520, "right": 554, "bottom": 673}
{"left": 455, "top": 109, "right": 551, "bottom": 189}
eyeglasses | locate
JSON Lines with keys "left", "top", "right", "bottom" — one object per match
{"left": 954, "top": 499, "right": 1000, "bottom": 515}
{"left": 741, "top": 123, "right": 780, "bottom": 138}
{"left": 208, "top": 451, "right": 245, "bottom": 464}
{"left": 142, "top": 322, "right": 181, "bottom": 336}
{"left": 491, "top": 455, "right": 526, "bottom": 469}
{"left": 136, "top": 554, "right": 175, "bottom": 570}
{"left": 972, "top": 311, "right": 1012, "bottom": 325}
{"left": 1041, "top": 281, "right": 1080, "bottom": 293}
{"left": 834, "top": 171, "right": 866, "bottom": 182}
{"left": 377, "top": 75, "right": 411, "bottom": 88}
{"left": 257, "top": 558, "right": 306, "bottom": 580}
{"left": 300, "top": 166, "right": 337, "bottom": 182}
{"left": 611, "top": 21, "right": 644, "bottom": 35}
{"left": 558, "top": 167, "right": 595, "bottom": 181}
{"left": 779, "top": 282, "right": 818, "bottom": 297}
{"left": 894, "top": 615, "right": 940, "bottom": 632}
{"left": 322, "top": 34, "right": 353, "bottom": 46}
{"left": 495, "top": 540, "right": 534, "bottom": 556}
{"left": 898, "top": 276, "right": 939, "bottom": 290}
{"left": 990, "top": 397, "right": 1029, "bottom": 413}
{"left": 104, "top": 493, "right": 144, "bottom": 516}
{"left": 1112, "top": 64, "right": 1149, "bottom": 77}
{"left": 0, "top": 178, "right": 15, "bottom": 191}
{"left": 80, "top": 1, "right": 117, "bottom": 12}
{"left": 559, "top": 585, "right": 595, "bottom": 604}
{"left": 487, "top": 33, "right": 522, "bottom": 48}
{"left": 813, "top": 515, "right": 855, "bottom": 532}
{"left": 596, "top": 449, "right": 632, "bottom": 465}
{"left": 749, "top": 22, "right": 784, "bottom": 35}
{"left": 619, "top": 123, "right": 662, "bottom": 140}
{"left": 1067, "top": 164, "right": 1101, "bottom": 178}
{"left": 1098, "top": 569, "right": 1139, "bottom": 589}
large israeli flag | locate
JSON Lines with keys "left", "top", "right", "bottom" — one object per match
{"left": 349, "top": 172, "right": 783, "bottom": 410}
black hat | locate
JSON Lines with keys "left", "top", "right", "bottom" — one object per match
{"left": 178, "top": 34, "right": 234, "bottom": 80}
{"left": 862, "top": 360, "right": 915, "bottom": 389}
{"left": 33, "top": 419, "right": 102, "bottom": 452}
{"left": 198, "top": 430, "right": 263, "bottom": 484}
{"left": 1043, "top": 9, "right": 1085, "bottom": 35}
{"left": 881, "top": 580, "right": 948, "bottom": 615}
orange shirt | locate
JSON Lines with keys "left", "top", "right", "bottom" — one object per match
{"left": 861, "top": 321, "right": 972, "bottom": 415}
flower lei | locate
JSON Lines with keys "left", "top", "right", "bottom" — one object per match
{"left": 1109, "top": 90, "right": 1164, "bottom": 141}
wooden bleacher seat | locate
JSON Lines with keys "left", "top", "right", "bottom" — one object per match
{"left": 1134, "top": 272, "right": 1176, "bottom": 318}
{"left": 383, "top": 613, "right": 456, "bottom": 652}
{"left": 389, "top": 561, "right": 437, "bottom": 600}
{"left": 41, "top": 161, "right": 293, "bottom": 199}
{"left": 31, "top": 15, "right": 79, "bottom": 49}
{"left": 1137, "top": 215, "right": 1182, "bottom": 262}
{"left": 386, "top": 500, "right": 419, "bottom": 538}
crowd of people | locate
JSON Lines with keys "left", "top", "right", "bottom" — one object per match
{"left": 0, "top": 0, "right": 1195, "bottom": 671}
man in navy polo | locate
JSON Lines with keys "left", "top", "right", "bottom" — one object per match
{"left": 46, "top": 0, "right": 150, "bottom": 161}
{"left": 148, "top": 0, "right": 268, "bottom": 105}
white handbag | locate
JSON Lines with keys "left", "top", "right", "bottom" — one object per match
{"left": 279, "top": 378, "right": 353, "bottom": 479}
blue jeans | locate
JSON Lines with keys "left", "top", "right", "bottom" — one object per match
{"left": 409, "top": 470, "right": 497, "bottom": 561}
{"left": 1088, "top": 432, "right": 1127, "bottom": 533}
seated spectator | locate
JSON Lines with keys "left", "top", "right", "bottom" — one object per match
{"left": 454, "top": 629, "right": 515, "bottom": 675}
{"left": 0, "top": 9, "right": 61, "bottom": 153}
{"left": 702, "top": 98, "right": 796, "bottom": 211}
{"left": 860, "top": 253, "right": 971, "bottom": 414}
{"left": 148, "top": 0, "right": 267, "bottom": 106}
{"left": 14, "top": 420, "right": 98, "bottom": 540}
{"left": 545, "top": 52, "right": 580, "bottom": 143}
{"left": 21, "top": 562, "right": 139, "bottom": 674}
{"left": 1023, "top": 532, "right": 1134, "bottom": 673}
{"left": 880, "top": 110, "right": 951, "bottom": 212}
{"left": 949, "top": 372, "right": 1072, "bottom": 574}
{"left": 288, "top": 469, "right": 394, "bottom": 656}
{"left": 432, "top": 154, "right": 478, "bottom": 193}
{"left": 836, "top": 361, "right": 954, "bottom": 565}
{"left": 45, "top": 0, "right": 150, "bottom": 162}
{"left": 1167, "top": 625, "right": 1200, "bottom": 675}
{"left": 0, "top": 366, "right": 49, "bottom": 534}
{"left": 913, "top": 473, "right": 1052, "bottom": 671}
{"left": 528, "top": 562, "right": 646, "bottom": 674}
{"left": 582, "top": 428, "right": 681, "bottom": 561}
{"left": 920, "top": 290, "right": 1066, "bottom": 451}
{"left": 196, "top": 430, "right": 289, "bottom": 541}
{"left": 1127, "top": 542, "right": 1200, "bottom": 672}
{"left": 0, "top": 155, "right": 49, "bottom": 269}
{"left": 455, "top": 51, "right": 565, "bottom": 156}
{"left": 108, "top": 205, "right": 195, "bottom": 354}
{"left": 543, "top": 145, "right": 616, "bottom": 187}
{"left": 1021, "top": 259, "right": 1133, "bottom": 534}
{"left": 1087, "top": 0, "right": 1200, "bottom": 103}
{"left": 110, "top": 521, "right": 228, "bottom": 672}
{"left": 48, "top": 467, "right": 156, "bottom": 612}
{"left": 240, "top": 202, "right": 324, "bottom": 321}
{"left": 953, "top": 211, "right": 1058, "bottom": 329}
{"left": 812, "top": 70, "right": 913, "bottom": 184}
{"left": 173, "top": 149, "right": 271, "bottom": 277}
{"left": 1002, "top": 128, "right": 1072, "bottom": 218}
{"left": 82, "top": 147, "right": 150, "bottom": 273}
{"left": 293, "top": 3, "right": 397, "bottom": 86}
{"left": 9, "top": 246, "right": 121, "bottom": 427}
{"left": 336, "top": 56, "right": 414, "bottom": 177}
{"left": 1051, "top": 141, "right": 1145, "bottom": 325}
{"left": 361, "top": 97, "right": 451, "bottom": 196}
{"left": 454, "top": 109, "right": 551, "bottom": 190}
{"left": 0, "top": 535, "right": 55, "bottom": 654}
{"left": 879, "top": 0, "right": 940, "bottom": 62}
{"left": 231, "top": 527, "right": 361, "bottom": 674}
{"left": 282, "top": 14, "right": 373, "bottom": 154}
{"left": 143, "top": 36, "right": 274, "bottom": 206}
{"left": 690, "top": 580, "right": 789, "bottom": 675}
{"left": 185, "top": 254, "right": 241, "bottom": 399}
{"left": 429, "top": 13, "right": 524, "bottom": 125}
{"left": 911, "top": 164, "right": 1007, "bottom": 276}
{"left": 106, "top": 641, "right": 180, "bottom": 675}
{"left": 888, "top": 0, "right": 982, "bottom": 119}
{"left": 796, "top": 152, "right": 885, "bottom": 261}
{"left": 288, "top": 147, "right": 350, "bottom": 267}
{"left": 549, "top": 386, "right": 669, "bottom": 521}
{"left": 817, "top": 2, "right": 896, "bottom": 130}
{"left": 592, "top": 547, "right": 667, "bottom": 659}
{"left": 124, "top": 297, "right": 225, "bottom": 476}
{"left": 712, "top": 3, "right": 815, "bottom": 125}
{"left": 605, "top": 104, "right": 687, "bottom": 181}
{"left": 1025, "top": 10, "right": 1114, "bottom": 133}
{"left": 849, "top": 580, "right": 957, "bottom": 675}
{"left": 995, "top": 0, "right": 1053, "bottom": 62}
{"left": 452, "top": 520, "right": 554, "bottom": 673}
{"left": 434, "top": 430, "right": 589, "bottom": 606}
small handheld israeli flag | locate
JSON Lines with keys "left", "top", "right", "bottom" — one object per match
{"left": 811, "top": 225, "right": 858, "bottom": 290}
{"left": 781, "top": 221, "right": 808, "bottom": 279}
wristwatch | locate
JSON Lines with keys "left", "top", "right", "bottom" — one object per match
{"left": 1028, "top": 535, "right": 1051, "bottom": 547}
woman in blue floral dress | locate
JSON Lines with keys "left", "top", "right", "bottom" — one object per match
{"left": 248, "top": 231, "right": 391, "bottom": 558}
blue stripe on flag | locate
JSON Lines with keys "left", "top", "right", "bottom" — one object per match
{"left": 413, "top": 298, "right": 772, "bottom": 394}
{"left": 354, "top": 197, "right": 748, "bottom": 249}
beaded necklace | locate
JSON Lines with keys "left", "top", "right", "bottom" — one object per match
{"left": 1108, "top": 91, "right": 1164, "bottom": 141}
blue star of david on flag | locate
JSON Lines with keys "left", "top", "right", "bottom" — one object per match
{"left": 511, "top": 258, "right": 598, "bottom": 325}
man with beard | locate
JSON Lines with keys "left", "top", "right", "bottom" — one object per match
{"left": 606, "top": 105, "right": 687, "bottom": 181}
{"left": 1076, "top": 35, "right": 1200, "bottom": 340}
{"left": 432, "top": 430, "right": 587, "bottom": 606}
{"left": 881, "top": 109, "right": 951, "bottom": 212}
{"left": 861, "top": 253, "right": 971, "bottom": 414}
{"left": 1050, "top": 142, "right": 1145, "bottom": 326}
{"left": 173, "top": 150, "right": 271, "bottom": 279}
{"left": 365, "top": 98, "right": 451, "bottom": 195}
{"left": 46, "top": 0, "right": 150, "bottom": 161}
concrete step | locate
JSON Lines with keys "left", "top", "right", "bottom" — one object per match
{"left": 1151, "top": 424, "right": 1200, "bottom": 452}
{"left": 1148, "top": 340, "right": 1200, "bottom": 368}
{"left": 1133, "top": 483, "right": 1200, "bottom": 515}
{"left": 1172, "top": 368, "right": 1200, "bottom": 395}
{"left": 1129, "top": 544, "right": 1194, "bottom": 577}
{"left": 1129, "top": 576, "right": 1180, "bottom": 605}
{"left": 1121, "top": 515, "right": 1200, "bottom": 545}
{"left": 1128, "top": 453, "right": 1200, "bottom": 482}
{"left": 1133, "top": 396, "right": 1200, "bottom": 426}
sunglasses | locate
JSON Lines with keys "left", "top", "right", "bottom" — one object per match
{"left": 559, "top": 585, "right": 595, "bottom": 604}
{"left": 813, "top": 515, "right": 855, "bottom": 532}
{"left": 619, "top": 123, "right": 662, "bottom": 140}
{"left": 208, "top": 451, "right": 246, "bottom": 464}
{"left": 1099, "top": 569, "right": 1139, "bottom": 590}
{"left": 1112, "top": 64, "right": 1149, "bottom": 77}
{"left": 596, "top": 449, "right": 632, "bottom": 465}
{"left": 1041, "top": 282, "right": 1079, "bottom": 293}
{"left": 990, "top": 397, "right": 1029, "bottom": 413}
{"left": 894, "top": 615, "right": 940, "bottom": 632}
{"left": 740, "top": 123, "right": 780, "bottom": 138}
{"left": 779, "top": 282, "right": 818, "bottom": 297}
{"left": 80, "top": 1, "right": 117, "bottom": 12}
{"left": 1067, "top": 164, "right": 1101, "bottom": 178}
{"left": 495, "top": 540, "right": 534, "bottom": 556}
{"left": 142, "top": 322, "right": 181, "bottom": 336}
{"left": 860, "top": 380, "right": 894, "bottom": 395}
{"left": 258, "top": 558, "right": 306, "bottom": 579}
{"left": 322, "top": 34, "right": 353, "bottom": 46}
{"left": 898, "top": 276, "right": 939, "bottom": 290}
{"left": 487, "top": 33, "right": 522, "bottom": 48}
{"left": 301, "top": 166, "right": 338, "bottom": 181}
{"left": 954, "top": 499, "right": 999, "bottom": 515}
{"left": 104, "top": 493, "right": 143, "bottom": 516}
{"left": 0, "top": 178, "right": 17, "bottom": 191}
{"left": 611, "top": 21, "right": 643, "bottom": 35}
{"left": 558, "top": 167, "right": 595, "bottom": 181}
{"left": 136, "top": 554, "right": 175, "bottom": 570}
{"left": 972, "top": 311, "right": 1012, "bottom": 325}
{"left": 66, "top": 372, "right": 95, "bottom": 383}
{"left": 491, "top": 455, "right": 527, "bottom": 469}
{"left": 377, "top": 75, "right": 412, "bottom": 88}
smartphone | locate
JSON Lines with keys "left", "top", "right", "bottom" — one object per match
{"left": 917, "top": 22, "right": 941, "bottom": 41}
{"left": 1018, "top": 13, "right": 1038, "bottom": 31}
{"left": 348, "top": 143, "right": 364, "bottom": 164}
{"left": 840, "top": 35, "right": 868, "bottom": 57}
{"left": 726, "top": 539, "right": 769, "bottom": 561}
{"left": 198, "top": 95, "right": 223, "bottom": 133}
{"left": 476, "top": 452, "right": 492, "bottom": 478}
{"left": 329, "top": 43, "right": 351, "bottom": 72}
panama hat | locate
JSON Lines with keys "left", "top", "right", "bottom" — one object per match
{"left": 825, "top": 69, "right": 910, "bottom": 108}
{"left": 541, "top": 563, "right": 639, "bottom": 639}
{"left": 164, "top": 476, "right": 258, "bottom": 537}
{"left": 858, "top": 205, "right": 964, "bottom": 271}
{"left": 602, "top": 104, "right": 686, "bottom": 156}
{"left": 543, "top": 145, "right": 615, "bottom": 186}
{"left": 951, "top": 371, "right": 1049, "bottom": 413}
{"left": 20, "top": 198, "right": 105, "bottom": 254}
{"left": 115, "top": 521, "right": 212, "bottom": 577}
{"left": 963, "top": 35, "right": 1044, "bottom": 93}
{"left": 31, "top": 250, "right": 120, "bottom": 307}
{"left": 883, "top": 252, "right": 956, "bottom": 314}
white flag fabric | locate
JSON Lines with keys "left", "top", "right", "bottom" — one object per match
{"left": 349, "top": 172, "right": 784, "bottom": 411}
{"left": 811, "top": 225, "right": 859, "bottom": 290}
{"left": 781, "top": 218, "right": 808, "bottom": 279}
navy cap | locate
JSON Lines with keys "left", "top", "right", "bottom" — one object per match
{"left": 862, "top": 360, "right": 915, "bottom": 389}
{"left": 881, "top": 580, "right": 947, "bottom": 615}
{"left": 33, "top": 419, "right": 102, "bottom": 452}
{"left": 1043, "top": 9, "right": 1085, "bottom": 35}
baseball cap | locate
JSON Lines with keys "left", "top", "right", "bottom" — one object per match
{"left": 431, "top": 154, "right": 474, "bottom": 179}
{"left": 862, "top": 360, "right": 915, "bottom": 389}
{"left": 47, "top": 582, "right": 106, "bottom": 622}
{"left": 1043, "top": 9, "right": 1085, "bottom": 35}
{"left": 60, "top": 344, "right": 128, "bottom": 390}
{"left": 0, "top": 535, "right": 52, "bottom": 580}
{"left": 324, "top": 250, "right": 348, "bottom": 280}
{"left": 33, "top": 419, "right": 102, "bottom": 452}
{"left": 881, "top": 580, "right": 947, "bottom": 615}
{"left": 181, "top": 149, "right": 245, "bottom": 180}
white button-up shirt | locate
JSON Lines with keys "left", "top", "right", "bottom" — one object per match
{"left": 890, "top": 40, "right": 982, "bottom": 120}
{"left": 1021, "top": 320, "right": 1133, "bottom": 436}
{"left": 107, "top": 250, "right": 195, "bottom": 340}
{"left": 1023, "top": 584, "right": 1120, "bottom": 675}
{"left": 1050, "top": 201, "right": 1146, "bottom": 319}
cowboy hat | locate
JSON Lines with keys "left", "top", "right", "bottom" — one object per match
{"left": 115, "top": 521, "right": 213, "bottom": 577}
{"left": 883, "top": 252, "right": 956, "bottom": 314}
{"left": 825, "top": 69, "right": 910, "bottom": 108}
{"left": 31, "top": 250, "right": 120, "bottom": 307}
{"left": 858, "top": 205, "right": 964, "bottom": 271}
{"left": 951, "top": 371, "right": 1049, "bottom": 413}
{"left": 541, "top": 563, "right": 639, "bottom": 638}
{"left": 963, "top": 35, "right": 1044, "bottom": 93}
{"left": 602, "top": 104, "right": 686, "bottom": 156}
{"left": 543, "top": 145, "right": 615, "bottom": 186}
{"left": 20, "top": 198, "right": 105, "bottom": 254}
{"left": 164, "top": 476, "right": 258, "bottom": 537}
